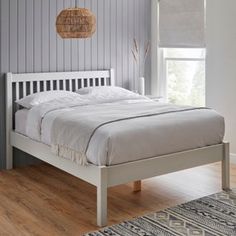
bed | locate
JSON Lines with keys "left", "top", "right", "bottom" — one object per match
{"left": 6, "top": 69, "right": 230, "bottom": 227}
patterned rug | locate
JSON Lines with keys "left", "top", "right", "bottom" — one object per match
{"left": 85, "top": 190, "right": 236, "bottom": 236}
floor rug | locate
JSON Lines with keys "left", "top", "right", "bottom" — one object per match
{"left": 85, "top": 190, "right": 236, "bottom": 236}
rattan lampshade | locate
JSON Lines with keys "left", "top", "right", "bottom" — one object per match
{"left": 56, "top": 8, "right": 96, "bottom": 39}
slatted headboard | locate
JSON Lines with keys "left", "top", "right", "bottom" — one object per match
{"left": 5, "top": 69, "right": 114, "bottom": 169}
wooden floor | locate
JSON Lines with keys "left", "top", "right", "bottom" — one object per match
{"left": 0, "top": 163, "right": 235, "bottom": 236}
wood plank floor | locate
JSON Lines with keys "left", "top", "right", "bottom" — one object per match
{"left": 0, "top": 163, "right": 235, "bottom": 235}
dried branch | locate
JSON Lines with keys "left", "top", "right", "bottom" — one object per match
{"left": 133, "top": 38, "right": 139, "bottom": 54}
{"left": 144, "top": 41, "right": 150, "bottom": 60}
{"left": 131, "top": 49, "right": 138, "bottom": 64}
{"left": 131, "top": 39, "right": 150, "bottom": 77}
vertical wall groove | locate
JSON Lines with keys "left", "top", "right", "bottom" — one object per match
{"left": 0, "top": 0, "right": 2, "bottom": 169}
{"left": 0, "top": 0, "right": 151, "bottom": 169}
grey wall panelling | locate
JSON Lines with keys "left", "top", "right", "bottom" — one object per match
{"left": 0, "top": 0, "right": 151, "bottom": 169}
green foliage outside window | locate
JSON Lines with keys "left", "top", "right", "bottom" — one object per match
{"left": 166, "top": 49, "right": 205, "bottom": 107}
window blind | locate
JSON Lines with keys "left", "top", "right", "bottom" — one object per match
{"left": 159, "top": 0, "right": 205, "bottom": 48}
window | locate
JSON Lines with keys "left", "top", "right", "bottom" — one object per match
{"left": 160, "top": 48, "right": 206, "bottom": 106}
{"left": 157, "top": 0, "right": 206, "bottom": 106}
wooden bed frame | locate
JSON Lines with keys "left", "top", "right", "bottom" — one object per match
{"left": 6, "top": 69, "right": 230, "bottom": 227}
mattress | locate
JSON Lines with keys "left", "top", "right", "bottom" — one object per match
{"left": 15, "top": 109, "right": 29, "bottom": 136}
{"left": 15, "top": 99, "right": 225, "bottom": 166}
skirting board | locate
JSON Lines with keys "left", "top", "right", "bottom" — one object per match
{"left": 230, "top": 153, "right": 236, "bottom": 164}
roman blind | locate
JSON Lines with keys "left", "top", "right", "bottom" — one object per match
{"left": 159, "top": 0, "right": 205, "bottom": 48}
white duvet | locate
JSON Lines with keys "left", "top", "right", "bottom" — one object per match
{"left": 25, "top": 97, "right": 225, "bottom": 166}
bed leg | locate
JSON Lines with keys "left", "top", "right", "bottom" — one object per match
{"left": 133, "top": 180, "right": 142, "bottom": 192}
{"left": 6, "top": 72, "right": 13, "bottom": 170}
{"left": 97, "top": 168, "right": 108, "bottom": 227}
{"left": 222, "top": 142, "right": 230, "bottom": 191}
{"left": 6, "top": 142, "right": 13, "bottom": 170}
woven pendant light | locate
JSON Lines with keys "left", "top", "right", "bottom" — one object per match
{"left": 56, "top": 6, "right": 96, "bottom": 39}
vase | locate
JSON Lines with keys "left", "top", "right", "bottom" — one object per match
{"left": 138, "top": 77, "right": 145, "bottom": 96}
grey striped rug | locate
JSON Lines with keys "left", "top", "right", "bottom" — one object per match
{"left": 85, "top": 190, "right": 236, "bottom": 236}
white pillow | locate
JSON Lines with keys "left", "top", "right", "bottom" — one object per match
{"left": 76, "top": 86, "right": 144, "bottom": 103}
{"left": 16, "top": 90, "right": 79, "bottom": 109}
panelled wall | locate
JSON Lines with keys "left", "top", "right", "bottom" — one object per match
{"left": 0, "top": 0, "right": 151, "bottom": 169}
